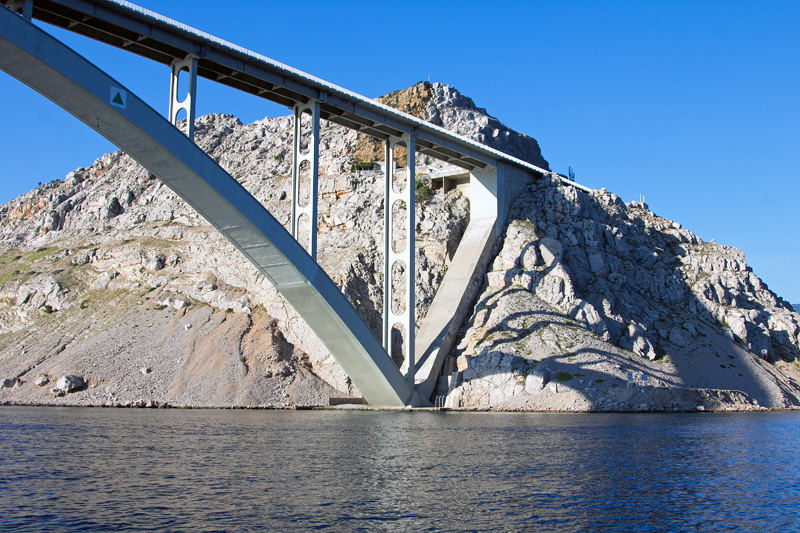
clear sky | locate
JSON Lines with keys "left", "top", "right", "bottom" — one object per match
{"left": 1, "top": 0, "right": 798, "bottom": 303}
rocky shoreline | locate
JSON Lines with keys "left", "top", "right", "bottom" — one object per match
{"left": 0, "top": 392, "right": 790, "bottom": 413}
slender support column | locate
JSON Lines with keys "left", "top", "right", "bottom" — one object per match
{"left": 291, "top": 100, "right": 320, "bottom": 260}
{"left": 168, "top": 54, "right": 197, "bottom": 140}
{"left": 8, "top": 0, "right": 33, "bottom": 21}
{"left": 384, "top": 134, "right": 416, "bottom": 385}
{"left": 383, "top": 141, "right": 392, "bottom": 353}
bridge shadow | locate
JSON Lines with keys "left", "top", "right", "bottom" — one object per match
{"left": 446, "top": 178, "right": 800, "bottom": 410}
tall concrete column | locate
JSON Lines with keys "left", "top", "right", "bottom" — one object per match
{"left": 168, "top": 54, "right": 197, "bottom": 140}
{"left": 384, "top": 134, "right": 416, "bottom": 385}
{"left": 291, "top": 100, "right": 320, "bottom": 260}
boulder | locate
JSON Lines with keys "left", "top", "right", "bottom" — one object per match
{"left": 524, "top": 369, "right": 549, "bottom": 393}
{"left": 55, "top": 374, "right": 84, "bottom": 393}
{"left": 15, "top": 275, "right": 66, "bottom": 311}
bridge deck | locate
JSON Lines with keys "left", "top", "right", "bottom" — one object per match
{"left": 15, "top": 0, "right": 552, "bottom": 175}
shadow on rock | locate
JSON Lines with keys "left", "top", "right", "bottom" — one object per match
{"left": 444, "top": 175, "right": 800, "bottom": 411}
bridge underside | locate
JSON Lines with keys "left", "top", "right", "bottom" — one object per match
{"left": 0, "top": 6, "right": 419, "bottom": 406}
{"left": 7, "top": 0, "right": 530, "bottom": 173}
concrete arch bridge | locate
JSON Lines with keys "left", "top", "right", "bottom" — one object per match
{"left": 0, "top": 0, "right": 588, "bottom": 406}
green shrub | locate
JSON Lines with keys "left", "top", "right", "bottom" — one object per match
{"left": 415, "top": 178, "right": 433, "bottom": 202}
{"left": 351, "top": 162, "right": 375, "bottom": 172}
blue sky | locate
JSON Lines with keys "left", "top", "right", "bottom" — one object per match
{"left": 1, "top": 0, "right": 798, "bottom": 302}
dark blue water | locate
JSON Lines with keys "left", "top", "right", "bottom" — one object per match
{"left": 1, "top": 407, "right": 798, "bottom": 532}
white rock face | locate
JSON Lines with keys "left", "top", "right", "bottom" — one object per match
{"left": 16, "top": 275, "right": 66, "bottom": 311}
{"left": 421, "top": 83, "right": 548, "bottom": 170}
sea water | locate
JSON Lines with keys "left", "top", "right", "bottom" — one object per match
{"left": 1, "top": 407, "right": 798, "bottom": 532}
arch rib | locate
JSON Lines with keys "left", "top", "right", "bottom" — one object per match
{"left": 0, "top": 7, "right": 415, "bottom": 406}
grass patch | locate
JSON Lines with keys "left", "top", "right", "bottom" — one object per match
{"left": 0, "top": 246, "right": 69, "bottom": 285}
{"left": 29, "top": 246, "right": 58, "bottom": 262}
{"left": 54, "top": 263, "right": 92, "bottom": 289}
{"left": 554, "top": 371, "right": 574, "bottom": 382}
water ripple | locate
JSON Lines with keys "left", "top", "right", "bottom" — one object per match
{"left": 1, "top": 408, "right": 799, "bottom": 532}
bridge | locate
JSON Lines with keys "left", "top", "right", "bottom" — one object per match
{"left": 0, "top": 0, "right": 588, "bottom": 406}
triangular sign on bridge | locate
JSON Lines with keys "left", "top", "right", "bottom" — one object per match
{"left": 109, "top": 87, "right": 126, "bottom": 109}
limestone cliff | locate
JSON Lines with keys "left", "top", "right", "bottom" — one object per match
{"left": 0, "top": 82, "right": 798, "bottom": 411}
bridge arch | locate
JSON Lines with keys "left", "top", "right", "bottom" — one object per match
{"left": 0, "top": 7, "right": 418, "bottom": 406}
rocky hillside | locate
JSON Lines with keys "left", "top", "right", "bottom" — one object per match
{"left": 1, "top": 82, "right": 799, "bottom": 411}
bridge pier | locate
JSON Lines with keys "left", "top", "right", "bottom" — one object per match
{"left": 412, "top": 162, "right": 542, "bottom": 403}
{"left": 384, "top": 134, "right": 416, "bottom": 386}
{"left": 291, "top": 100, "right": 320, "bottom": 260}
{"left": 169, "top": 54, "right": 198, "bottom": 140}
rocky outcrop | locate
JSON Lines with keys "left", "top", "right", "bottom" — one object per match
{"left": 353, "top": 82, "right": 549, "bottom": 170}
{"left": 446, "top": 175, "right": 800, "bottom": 411}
